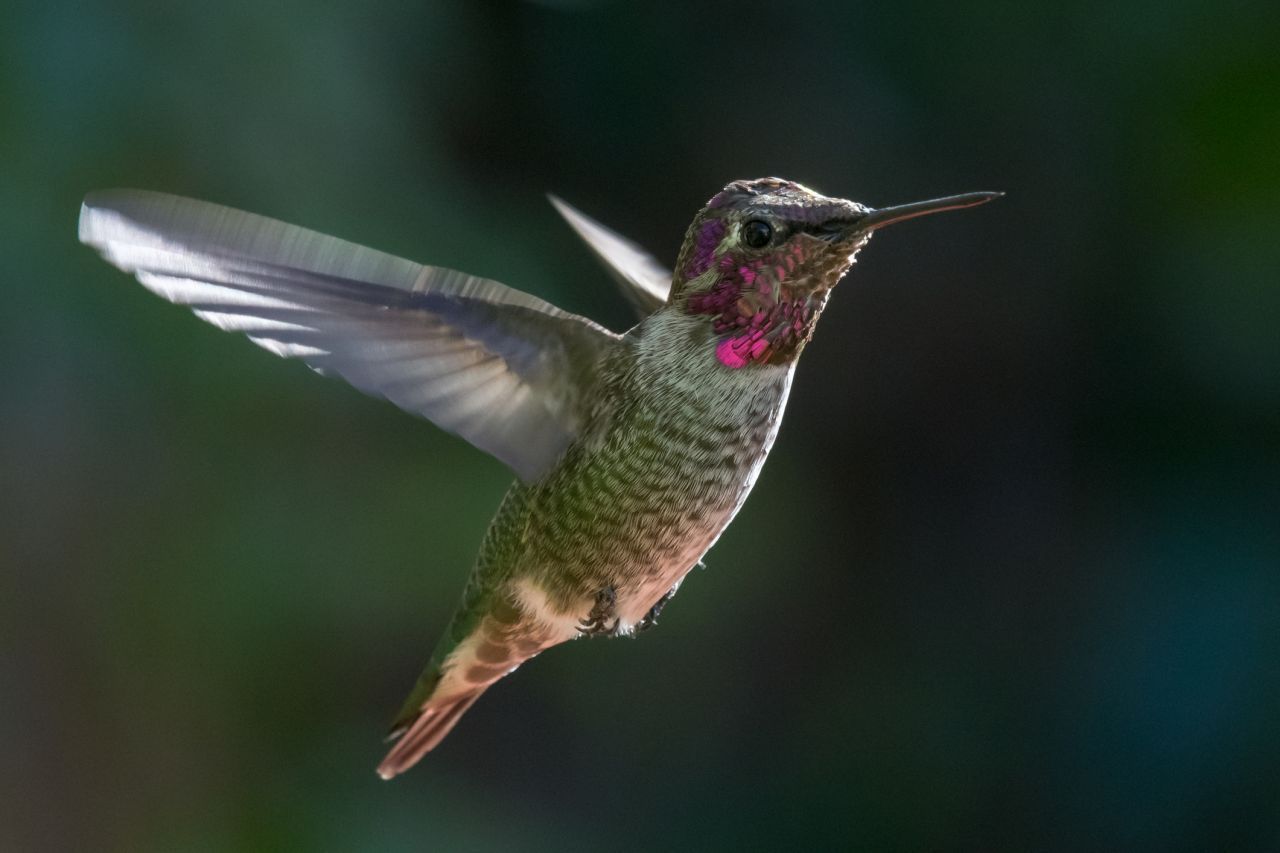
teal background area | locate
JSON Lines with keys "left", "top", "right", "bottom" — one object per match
{"left": 3, "top": 1, "right": 1277, "bottom": 850}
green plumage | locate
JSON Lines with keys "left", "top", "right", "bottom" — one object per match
{"left": 383, "top": 318, "right": 796, "bottom": 764}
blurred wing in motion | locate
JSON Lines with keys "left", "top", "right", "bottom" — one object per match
{"left": 80, "top": 190, "right": 621, "bottom": 483}
{"left": 548, "top": 194, "right": 671, "bottom": 320}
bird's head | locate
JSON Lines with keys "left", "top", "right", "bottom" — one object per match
{"left": 670, "top": 177, "right": 999, "bottom": 369}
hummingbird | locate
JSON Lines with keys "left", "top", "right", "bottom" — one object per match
{"left": 78, "top": 178, "right": 999, "bottom": 778}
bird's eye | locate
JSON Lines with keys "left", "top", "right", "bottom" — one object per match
{"left": 741, "top": 219, "right": 773, "bottom": 249}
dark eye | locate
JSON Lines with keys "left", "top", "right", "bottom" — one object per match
{"left": 742, "top": 219, "right": 773, "bottom": 249}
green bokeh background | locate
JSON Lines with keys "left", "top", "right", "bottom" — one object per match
{"left": 3, "top": 1, "right": 1278, "bottom": 850}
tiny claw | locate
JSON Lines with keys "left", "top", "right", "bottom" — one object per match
{"left": 579, "top": 586, "right": 620, "bottom": 636}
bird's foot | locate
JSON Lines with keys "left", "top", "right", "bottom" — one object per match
{"left": 635, "top": 586, "right": 677, "bottom": 634}
{"left": 579, "top": 586, "right": 620, "bottom": 636}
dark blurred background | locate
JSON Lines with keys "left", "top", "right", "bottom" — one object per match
{"left": 3, "top": 1, "right": 1278, "bottom": 850}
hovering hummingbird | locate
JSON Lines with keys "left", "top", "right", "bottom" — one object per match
{"left": 79, "top": 178, "right": 999, "bottom": 778}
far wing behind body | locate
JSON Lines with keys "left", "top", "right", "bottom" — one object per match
{"left": 80, "top": 190, "right": 620, "bottom": 483}
{"left": 548, "top": 194, "right": 671, "bottom": 320}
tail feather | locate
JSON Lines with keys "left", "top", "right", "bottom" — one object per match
{"left": 376, "top": 692, "right": 484, "bottom": 779}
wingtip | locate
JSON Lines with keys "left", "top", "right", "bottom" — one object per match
{"left": 77, "top": 191, "right": 113, "bottom": 245}
{"left": 77, "top": 200, "right": 93, "bottom": 244}
{"left": 546, "top": 194, "right": 596, "bottom": 241}
{"left": 545, "top": 194, "right": 608, "bottom": 245}
{"left": 77, "top": 188, "right": 142, "bottom": 246}
{"left": 546, "top": 192, "right": 575, "bottom": 219}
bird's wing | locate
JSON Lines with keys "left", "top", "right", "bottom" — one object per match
{"left": 547, "top": 194, "right": 671, "bottom": 320}
{"left": 80, "top": 189, "right": 621, "bottom": 483}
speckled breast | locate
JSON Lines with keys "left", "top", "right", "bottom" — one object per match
{"left": 520, "top": 339, "right": 796, "bottom": 629}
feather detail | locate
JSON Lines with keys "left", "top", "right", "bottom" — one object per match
{"left": 377, "top": 692, "right": 484, "bottom": 779}
{"left": 80, "top": 190, "right": 622, "bottom": 482}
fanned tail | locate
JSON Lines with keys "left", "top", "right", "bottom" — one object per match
{"left": 376, "top": 691, "right": 485, "bottom": 779}
{"left": 376, "top": 580, "right": 562, "bottom": 779}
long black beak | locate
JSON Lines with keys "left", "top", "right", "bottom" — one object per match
{"left": 856, "top": 191, "right": 1003, "bottom": 232}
